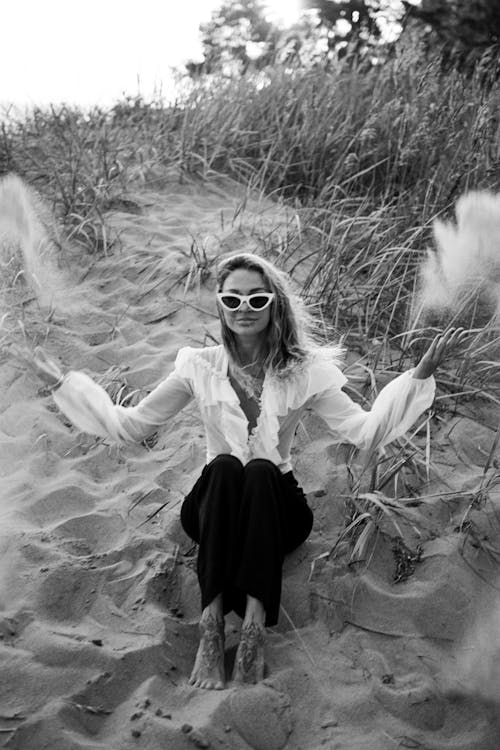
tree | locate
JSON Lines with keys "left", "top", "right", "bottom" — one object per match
{"left": 186, "top": 0, "right": 280, "bottom": 76}
{"left": 304, "top": 0, "right": 381, "bottom": 48}
{"left": 185, "top": 0, "right": 409, "bottom": 77}
{"left": 402, "top": 0, "right": 500, "bottom": 71}
{"left": 303, "top": 1, "right": 409, "bottom": 55}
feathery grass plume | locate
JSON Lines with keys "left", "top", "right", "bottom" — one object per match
{"left": 0, "top": 173, "right": 65, "bottom": 309}
{"left": 444, "top": 595, "right": 500, "bottom": 705}
{"left": 417, "top": 191, "right": 500, "bottom": 326}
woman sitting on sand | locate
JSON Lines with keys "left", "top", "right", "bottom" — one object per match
{"left": 32, "top": 252, "right": 461, "bottom": 691}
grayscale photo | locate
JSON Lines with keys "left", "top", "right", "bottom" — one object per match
{"left": 1, "top": 1, "right": 500, "bottom": 748}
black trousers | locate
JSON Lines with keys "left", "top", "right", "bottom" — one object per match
{"left": 180, "top": 454, "right": 314, "bottom": 627}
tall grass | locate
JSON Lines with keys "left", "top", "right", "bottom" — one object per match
{"left": 2, "top": 47, "right": 500, "bottom": 390}
{"left": 4, "top": 45, "right": 500, "bottom": 561}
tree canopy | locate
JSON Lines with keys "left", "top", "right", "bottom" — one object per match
{"left": 185, "top": 0, "right": 500, "bottom": 77}
{"left": 403, "top": 0, "right": 500, "bottom": 70}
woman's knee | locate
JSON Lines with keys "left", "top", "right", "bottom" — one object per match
{"left": 246, "top": 458, "right": 277, "bottom": 470}
{"left": 209, "top": 453, "right": 243, "bottom": 468}
{"left": 201, "top": 455, "right": 244, "bottom": 507}
{"left": 207, "top": 454, "right": 243, "bottom": 476}
{"left": 244, "top": 457, "right": 279, "bottom": 478}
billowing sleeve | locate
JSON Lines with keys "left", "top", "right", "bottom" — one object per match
{"left": 52, "top": 348, "right": 194, "bottom": 444}
{"left": 310, "top": 368, "right": 436, "bottom": 453}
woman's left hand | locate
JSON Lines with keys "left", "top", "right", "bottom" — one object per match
{"left": 412, "top": 328, "right": 468, "bottom": 379}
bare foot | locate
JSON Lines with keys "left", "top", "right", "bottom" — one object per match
{"left": 232, "top": 621, "right": 265, "bottom": 684}
{"left": 189, "top": 613, "right": 225, "bottom": 690}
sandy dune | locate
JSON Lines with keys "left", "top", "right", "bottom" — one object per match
{"left": 1, "top": 171, "right": 500, "bottom": 749}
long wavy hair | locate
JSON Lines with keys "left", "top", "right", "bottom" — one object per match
{"left": 216, "top": 253, "right": 322, "bottom": 390}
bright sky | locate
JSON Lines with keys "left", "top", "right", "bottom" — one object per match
{"left": 1, "top": 0, "right": 302, "bottom": 111}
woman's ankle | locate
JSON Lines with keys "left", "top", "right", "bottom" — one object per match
{"left": 201, "top": 596, "right": 223, "bottom": 624}
{"left": 242, "top": 595, "right": 265, "bottom": 628}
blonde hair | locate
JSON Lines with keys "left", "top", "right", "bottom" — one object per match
{"left": 216, "top": 253, "right": 320, "bottom": 389}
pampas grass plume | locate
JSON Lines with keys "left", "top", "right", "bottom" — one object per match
{"left": 0, "top": 173, "right": 63, "bottom": 308}
{"left": 419, "top": 191, "right": 500, "bottom": 320}
{"left": 445, "top": 595, "right": 500, "bottom": 704}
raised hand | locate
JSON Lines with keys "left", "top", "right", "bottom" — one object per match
{"left": 412, "top": 328, "right": 468, "bottom": 380}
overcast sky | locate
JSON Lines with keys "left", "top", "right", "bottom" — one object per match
{"left": 1, "top": 0, "right": 301, "bottom": 111}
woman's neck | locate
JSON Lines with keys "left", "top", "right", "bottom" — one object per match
{"left": 235, "top": 336, "right": 265, "bottom": 367}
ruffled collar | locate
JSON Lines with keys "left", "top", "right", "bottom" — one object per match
{"left": 176, "top": 344, "right": 345, "bottom": 465}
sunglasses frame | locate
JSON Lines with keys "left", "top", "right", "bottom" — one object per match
{"left": 216, "top": 292, "right": 275, "bottom": 312}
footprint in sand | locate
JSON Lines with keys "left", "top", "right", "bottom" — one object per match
{"left": 360, "top": 649, "right": 446, "bottom": 731}
{"left": 446, "top": 417, "right": 498, "bottom": 468}
{"left": 51, "top": 512, "right": 127, "bottom": 557}
{"left": 25, "top": 485, "right": 96, "bottom": 527}
{"left": 373, "top": 671, "right": 446, "bottom": 731}
{"left": 145, "top": 552, "right": 200, "bottom": 621}
{"left": 36, "top": 563, "right": 101, "bottom": 621}
{"left": 229, "top": 683, "right": 293, "bottom": 750}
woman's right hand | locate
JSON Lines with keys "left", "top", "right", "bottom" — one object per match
{"left": 32, "top": 346, "right": 65, "bottom": 390}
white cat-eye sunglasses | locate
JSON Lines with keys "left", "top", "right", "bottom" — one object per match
{"left": 216, "top": 292, "right": 275, "bottom": 312}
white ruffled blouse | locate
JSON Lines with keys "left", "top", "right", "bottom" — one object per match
{"left": 53, "top": 345, "right": 435, "bottom": 474}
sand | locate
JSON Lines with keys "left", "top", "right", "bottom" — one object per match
{"left": 1, "top": 170, "right": 500, "bottom": 750}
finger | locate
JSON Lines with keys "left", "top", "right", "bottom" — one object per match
{"left": 426, "top": 334, "right": 440, "bottom": 354}
{"left": 435, "top": 333, "right": 454, "bottom": 351}
{"left": 439, "top": 327, "right": 464, "bottom": 347}
{"left": 447, "top": 326, "right": 464, "bottom": 337}
{"left": 430, "top": 333, "right": 449, "bottom": 355}
{"left": 429, "top": 335, "right": 452, "bottom": 361}
{"left": 441, "top": 327, "right": 461, "bottom": 343}
{"left": 445, "top": 329, "right": 467, "bottom": 348}
{"left": 432, "top": 328, "right": 466, "bottom": 361}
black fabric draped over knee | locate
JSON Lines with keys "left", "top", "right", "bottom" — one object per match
{"left": 180, "top": 454, "right": 313, "bottom": 627}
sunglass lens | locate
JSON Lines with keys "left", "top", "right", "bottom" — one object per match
{"left": 220, "top": 295, "right": 240, "bottom": 310}
{"left": 249, "top": 295, "right": 270, "bottom": 310}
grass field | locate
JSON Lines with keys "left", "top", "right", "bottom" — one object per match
{"left": 2, "top": 44, "right": 500, "bottom": 426}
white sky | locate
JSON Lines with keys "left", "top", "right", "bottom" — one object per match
{"left": 0, "top": 0, "right": 302, "bottom": 111}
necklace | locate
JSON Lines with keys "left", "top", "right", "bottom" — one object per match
{"left": 240, "top": 359, "right": 264, "bottom": 378}
{"left": 229, "top": 362, "right": 265, "bottom": 401}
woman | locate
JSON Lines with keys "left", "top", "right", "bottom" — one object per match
{"left": 32, "top": 252, "right": 462, "bottom": 691}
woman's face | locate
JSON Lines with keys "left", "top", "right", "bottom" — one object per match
{"left": 220, "top": 268, "right": 272, "bottom": 340}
